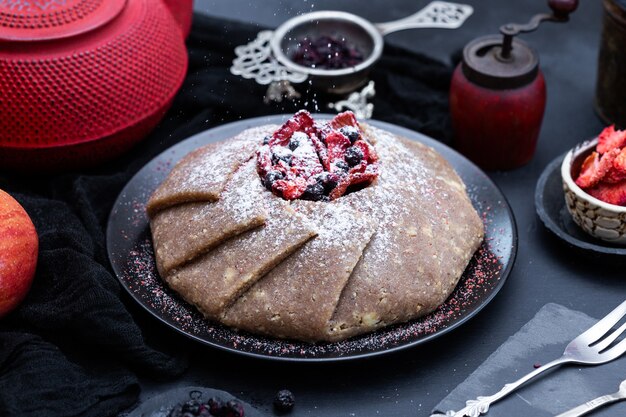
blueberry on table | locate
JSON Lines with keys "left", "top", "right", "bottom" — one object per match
{"left": 273, "top": 389, "right": 295, "bottom": 413}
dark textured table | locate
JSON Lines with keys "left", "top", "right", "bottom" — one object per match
{"left": 138, "top": 1, "right": 624, "bottom": 416}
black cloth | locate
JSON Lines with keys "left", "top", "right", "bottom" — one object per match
{"left": 0, "top": 14, "right": 452, "bottom": 417}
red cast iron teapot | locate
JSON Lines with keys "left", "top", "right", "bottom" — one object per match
{"left": 164, "top": 0, "right": 194, "bottom": 38}
{"left": 0, "top": 0, "right": 191, "bottom": 172}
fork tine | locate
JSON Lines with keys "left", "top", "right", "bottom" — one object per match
{"left": 601, "top": 335, "right": 626, "bottom": 361}
{"left": 575, "top": 300, "right": 626, "bottom": 346}
{"left": 593, "top": 320, "right": 626, "bottom": 352}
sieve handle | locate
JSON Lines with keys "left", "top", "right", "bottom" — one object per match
{"left": 375, "top": 1, "right": 473, "bottom": 36}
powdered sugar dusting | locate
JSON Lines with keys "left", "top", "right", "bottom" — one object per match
{"left": 182, "top": 127, "right": 267, "bottom": 190}
{"left": 111, "top": 117, "right": 514, "bottom": 358}
{"left": 219, "top": 160, "right": 267, "bottom": 222}
{"left": 293, "top": 200, "right": 375, "bottom": 266}
{"left": 118, "top": 197, "right": 508, "bottom": 359}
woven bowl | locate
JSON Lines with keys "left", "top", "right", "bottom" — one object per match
{"left": 0, "top": 0, "right": 188, "bottom": 172}
{"left": 561, "top": 138, "right": 626, "bottom": 244}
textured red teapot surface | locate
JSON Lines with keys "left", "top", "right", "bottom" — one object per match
{"left": 162, "top": 0, "right": 193, "bottom": 37}
{"left": 0, "top": 0, "right": 127, "bottom": 41}
{"left": 0, "top": 0, "right": 188, "bottom": 171}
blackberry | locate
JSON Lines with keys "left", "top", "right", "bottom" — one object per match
{"left": 208, "top": 397, "right": 224, "bottom": 415}
{"left": 340, "top": 126, "right": 360, "bottom": 144}
{"left": 181, "top": 400, "right": 201, "bottom": 414}
{"left": 345, "top": 146, "right": 364, "bottom": 167}
{"left": 288, "top": 137, "right": 300, "bottom": 151}
{"left": 301, "top": 182, "right": 325, "bottom": 201}
{"left": 333, "top": 160, "right": 349, "bottom": 172}
{"left": 224, "top": 400, "right": 245, "bottom": 417}
{"left": 263, "top": 135, "right": 271, "bottom": 145}
{"left": 289, "top": 132, "right": 307, "bottom": 151}
{"left": 271, "top": 148, "right": 293, "bottom": 165}
{"left": 315, "top": 172, "right": 338, "bottom": 195}
{"left": 264, "top": 170, "right": 284, "bottom": 189}
{"left": 273, "top": 389, "right": 295, "bottom": 413}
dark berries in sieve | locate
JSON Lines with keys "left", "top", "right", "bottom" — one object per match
{"left": 291, "top": 35, "right": 364, "bottom": 70}
{"left": 273, "top": 389, "right": 295, "bottom": 413}
{"left": 345, "top": 146, "right": 364, "bottom": 167}
{"left": 340, "top": 126, "right": 360, "bottom": 144}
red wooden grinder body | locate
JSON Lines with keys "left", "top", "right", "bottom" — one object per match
{"left": 450, "top": 35, "right": 547, "bottom": 170}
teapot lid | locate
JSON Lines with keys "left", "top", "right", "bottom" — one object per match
{"left": 0, "top": 0, "right": 126, "bottom": 42}
{"left": 462, "top": 34, "right": 539, "bottom": 90}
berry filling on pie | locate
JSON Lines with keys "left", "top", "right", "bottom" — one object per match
{"left": 257, "top": 110, "right": 379, "bottom": 201}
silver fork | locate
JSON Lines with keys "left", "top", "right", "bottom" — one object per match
{"left": 431, "top": 300, "right": 626, "bottom": 417}
{"left": 555, "top": 378, "right": 626, "bottom": 417}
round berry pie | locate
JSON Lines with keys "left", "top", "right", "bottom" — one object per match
{"left": 147, "top": 111, "right": 484, "bottom": 342}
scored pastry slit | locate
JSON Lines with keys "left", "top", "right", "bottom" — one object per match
{"left": 162, "top": 198, "right": 318, "bottom": 320}
{"left": 146, "top": 129, "right": 266, "bottom": 216}
{"left": 328, "top": 129, "right": 484, "bottom": 341}
{"left": 147, "top": 113, "right": 485, "bottom": 342}
{"left": 221, "top": 200, "right": 378, "bottom": 342}
{"left": 150, "top": 159, "right": 269, "bottom": 275}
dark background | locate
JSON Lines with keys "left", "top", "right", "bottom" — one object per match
{"left": 137, "top": 1, "right": 623, "bottom": 416}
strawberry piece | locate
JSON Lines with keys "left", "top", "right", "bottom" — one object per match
{"left": 273, "top": 177, "right": 307, "bottom": 200}
{"left": 575, "top": 148, "right": 620, "bottom": 189}
{"left": 603, "top": 148, "right": 626, "bottom": 183}
{"left": 325, "top": 131, "right": 351, "bottom": 166}
{"left": 259, "top": 110, "right": 379, "bottom": 201}
{"left": 272, "top": 110, "right": 315, "bottom": 145}
{"left": 587, "top": 180, "right": 626, "bottom": 206}
{"left": 330, "top": 111, "right": 358, "bottom": 129}
{"left": 603, "top": 167, "right": 626, "bottom": 184}
{"left": 615, "top": 147, "right": 626, "bottom": 172}
{"left": 597, "top": 125, "right": 626, "bottom": 154}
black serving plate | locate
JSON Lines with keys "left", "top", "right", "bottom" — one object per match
{"left": 107, "top": 115, "right": 517, "bottom": 361}
{"left": 126, "top": 386, "right": 267, "bottom": 417}
{"left": 535, "top": 155, "right": 626, "bottom": 258}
